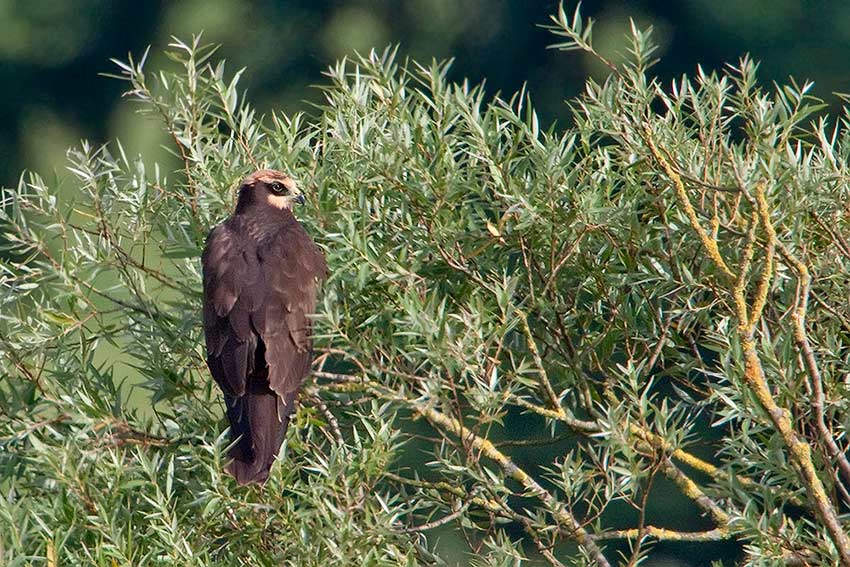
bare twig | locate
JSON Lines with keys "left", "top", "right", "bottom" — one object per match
{"left": 414, "top": 401, "right": 612, "bottom": 567}
{"left": 776, "top": 241, "right": 850, "bottom": 497}
{"left": 593, "top": 527, "right": 730, "bottom": 542}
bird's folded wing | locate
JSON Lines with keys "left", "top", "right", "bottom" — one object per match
{"left": 254, "top": 225, "right": 328, "bottom": 412}
{"left": 202, "top": 224, "right": 262, "bottom": 397}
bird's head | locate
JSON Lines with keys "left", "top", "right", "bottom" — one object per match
{"left": 237, "top": 169, "right": 305, "bottom": 211}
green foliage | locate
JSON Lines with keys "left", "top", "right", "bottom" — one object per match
{"left": 3, "top": 6, "right": 850, "bottom": 566}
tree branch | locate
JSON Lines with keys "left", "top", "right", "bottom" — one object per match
{"left": 413, "top": 401, "right": 613, "bottom": 567}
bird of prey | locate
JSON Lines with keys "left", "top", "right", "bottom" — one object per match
{"left": 202, "top": 170, "right": 327, "bottom": 485}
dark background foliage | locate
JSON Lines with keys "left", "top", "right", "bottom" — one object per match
{"left": 4, "top": 0, "right": 850, "bottom": 186}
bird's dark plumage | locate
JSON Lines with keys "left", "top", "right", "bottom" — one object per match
{"left": 202, "top": 170, "right": 327, "bottom": 484}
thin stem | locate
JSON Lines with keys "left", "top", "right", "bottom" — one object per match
{"left": 414, "top": 401, "right": 612, "bottom": 567}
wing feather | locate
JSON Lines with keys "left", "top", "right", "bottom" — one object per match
{"left": 255, "top": 224, "right": 327, "bottom": 409}
{"left": 202, "top": 224, "right": 262, "bottom": 396}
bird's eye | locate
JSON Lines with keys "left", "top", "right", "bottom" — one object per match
{"left": 270, "top": 182, "right": 286, "bottom": 194}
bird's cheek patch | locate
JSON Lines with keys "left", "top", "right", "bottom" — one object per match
{"left": 267, "top": 194, "right": 292, "bottom": 210}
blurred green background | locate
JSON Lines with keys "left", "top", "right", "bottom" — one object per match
{"left": 4, "top": 0, "right": 850, "bottom": 186}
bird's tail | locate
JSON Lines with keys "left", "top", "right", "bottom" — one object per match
{"left": 223, "top": 377, "right": 296, "bottom": 485}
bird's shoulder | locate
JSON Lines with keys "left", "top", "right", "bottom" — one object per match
{"left": 202, "top": 218, "right": 246, "bottom": 264}
{"left": 259, "top": 219, "right": 328, "bottom": 281}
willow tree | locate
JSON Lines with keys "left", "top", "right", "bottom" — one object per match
{"left": 2, "top": 6, "right": 850, "bottom": 566}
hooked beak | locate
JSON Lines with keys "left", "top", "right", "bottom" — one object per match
{"left": 294, "top": 194, "right": 306, "bottom": 206}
